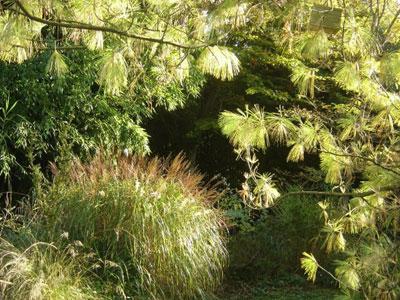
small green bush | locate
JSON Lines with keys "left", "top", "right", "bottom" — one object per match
{"left": 37, "top": 154, "right": 227, "bottom": 299}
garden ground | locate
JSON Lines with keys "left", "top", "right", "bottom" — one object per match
{"left": 218, "top": 277, "right": 340, "bottom": 299}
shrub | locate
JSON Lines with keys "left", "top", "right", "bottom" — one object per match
{"left": 225, "top": 190, "right": 332, "bottom": 284}
{"left": 37, "top": 154, "right": 227, "bottom": 299}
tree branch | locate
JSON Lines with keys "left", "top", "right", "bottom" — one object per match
{"left": 11, "top": 0, "right": 210, "bottom": 50}
{"left": 276, "top": 185, "right": 399, "bottom": 201}
{"left": 12, "top": 44, "right": 86, "bottom": 51}
{"left": 383, "top": 7, "right": 400, "bottom": 44}
{"left": 320, "top": 149, "right": 400, "bottom": 177}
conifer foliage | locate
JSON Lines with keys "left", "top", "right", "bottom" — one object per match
{"left": 219, "top": 1, "right": 400, "bottom": 298}
{"left": 0, "top": 0, "right": 248, "bottom": 95}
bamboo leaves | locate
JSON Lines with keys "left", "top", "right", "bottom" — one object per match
{"left": 301, "top": 30, "right": 331, "bottom": 61}
{"left": 335, "top": 260, "right": 360, "bottom": 290}
{"left": 219, "top": 106, "right": 268, "bottom": 151}
{"left": 322, "top": 222, "right": 346, "bottom": 253}
{"left": 219, "top": 106, "right": 299, "bottom": 152}
{"left": 334, "top": 61, "right": 361, "bottom": 92}
{"left": 217, "top": 2, "right": 400, "bottom": 298}
{"left": 380, "top": 52, "right": 400, "bottom": 86}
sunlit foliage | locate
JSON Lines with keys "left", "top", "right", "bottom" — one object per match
{"left": 219, "top": 0, "right": 400, "bottom": 298}
{"left": 0, "top": 0, "right": 256, "bottom": 95}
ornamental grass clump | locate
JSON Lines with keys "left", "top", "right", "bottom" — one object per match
{"left": 40, "top": 154, "right": 227, "bottom": 299}
{"left": 0, "top": 230, "right": 101, "bottom": 300}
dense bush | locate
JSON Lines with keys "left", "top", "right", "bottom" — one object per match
{"left": 224, "top": 192, "right": 331, "bottom": 284}
{"left": 0, "top": 52, "right": 148, "bottom": 198}
{"left": 0, "top": 154, "right": 227, "bottom": 299}
{"left": 0, "top": 49, "right": 205, "bottom": 201}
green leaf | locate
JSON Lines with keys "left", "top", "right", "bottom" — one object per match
{"left": 334, "top": 61, "right": 361, "bottom": 92}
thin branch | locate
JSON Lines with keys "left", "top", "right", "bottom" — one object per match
{"left": 276, "top": 184, "right": 399, "bottom": 201}
{"left": 12, "top": 44, "right": 86, "bottom": 51}
{"left": 320, "top": 149, "right": 400, "bottom": 177}
{"left": 383, "top": 7, "right": 400, "bottom": 44}
{"left": 11, "top": 0, "right": 210, "bottom": 50}
{"left": 377, "top": 0, "right": 387, "bottom": 27}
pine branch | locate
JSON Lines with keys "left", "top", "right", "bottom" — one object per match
{"left": 12, "top": 44, "right": 86, "bottom": 51}
{"left": 276, "top": 185, "right": 399, "bottom": 201}
{"left": 320, "top": 149, "right": 400, "bottom": 177}
{"left": 11, "top": 0, "right": 210, "bottom": 50}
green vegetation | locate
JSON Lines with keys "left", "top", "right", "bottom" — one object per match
{"left": 1, "top": 0, "right": 400, "bottom": 299}
{"left": 0, "top": 235, "right": 102, "bottom": 300}
{"left": 1, "top": 155, "right": 226, "bottom": 299}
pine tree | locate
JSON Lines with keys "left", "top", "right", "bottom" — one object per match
{"left": 219, "top": 1, "right": 400, "bottom": 298}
